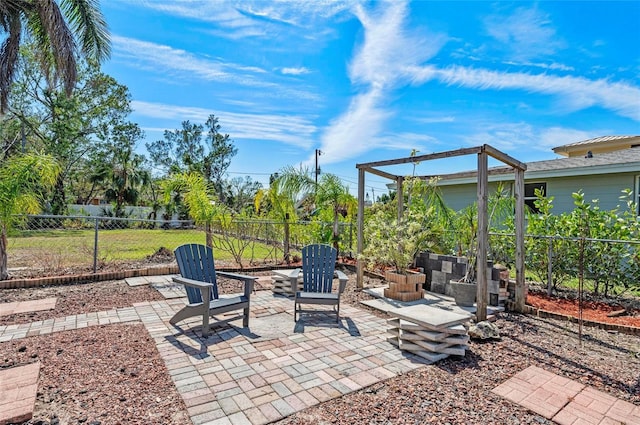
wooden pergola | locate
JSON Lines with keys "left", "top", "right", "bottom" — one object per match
{"left": 355, "top": 144, "right": 528, "bottom": 321}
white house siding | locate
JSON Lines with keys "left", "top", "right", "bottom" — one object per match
{"left": 439, "top": 182, "right": 510, "bottom": 212}
{"left": 543, "top": 172, "right": 636, "bottom": 214}
{"left": 437, "top": 173, "right": 637, "bottom": 215}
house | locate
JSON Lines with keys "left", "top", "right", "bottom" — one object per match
{"left": 436, "top": 135, "right": 640, "bottom": 215}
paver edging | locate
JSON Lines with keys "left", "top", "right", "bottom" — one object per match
{"left": 0, "top": 266, "right": 180, "bottom": 289}
{"left": 506, "top": 303, "right": 640, "bottom": 336}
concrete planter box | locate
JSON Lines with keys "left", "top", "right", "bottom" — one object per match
{"left": 449, "top": 280, "right": 477, "bottom": 306}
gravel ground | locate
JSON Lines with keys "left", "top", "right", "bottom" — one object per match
{"left": 1, "top": 267, "right": 639, "bottom": 424}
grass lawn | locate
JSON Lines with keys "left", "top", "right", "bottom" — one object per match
{"left": 7, "top": 228, "right": 283, "bottom": 270}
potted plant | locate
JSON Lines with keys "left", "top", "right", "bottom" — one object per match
{"left": 449, "top": 184, "right": 513, "bottom": 306}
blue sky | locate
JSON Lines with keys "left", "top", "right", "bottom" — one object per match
{"left": 101, "top": 1, "right": 640, "bottom": 197}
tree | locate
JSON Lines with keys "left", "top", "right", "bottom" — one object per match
{"left": 203, "top": 115, "right": 237, "bottom": 203}
{"left": 0, "top": 0, "right": 110, "bottom": 113}
{"left": 147, "top": 120, "right": 203, "bottom": 175}
{"left": 97, "top": 123, "right": 149, "bottom": 218}
{"left": 227, "top": 175, "right": 262, "bottom": 214}
{"left": 0, "top": 152, "right": 60, "bottom": 279}
{"left": 163, "top": 171, "right": 218, "bottom": 248}
{"left": 255, "top": 165, "right": 314, "bottom": 262}
{"left": 146, "top": 114, "right": 238, "bottom": 204}
{"left": 7, "top": 52, "right": 136, "bottom": 214}
{"left": 315, "top": 173, "right": 356, "bottom": 250}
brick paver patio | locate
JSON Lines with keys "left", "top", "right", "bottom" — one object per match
{"left": 493, "top": 365, "right": 640, "bottom": 425}
{"left": 2, "top": 277, "right": 639, "bottom": 425}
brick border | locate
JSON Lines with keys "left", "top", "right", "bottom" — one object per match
{"left": 0, "top": 262, "right": 359, "bottom": 290}
{"left": 0, "top": 266, "right": 180, "bottom": 289}
{"left": 506, "top": 302, "right": 640, "bottom": 336}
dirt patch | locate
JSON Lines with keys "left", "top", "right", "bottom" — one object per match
{"left": 527, "top": 291, "right": 640, "bottom": 328}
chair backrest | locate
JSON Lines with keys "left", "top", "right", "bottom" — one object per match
{"left": 174, "top": 244, "right": 219, "bottom": 303}
{"left": 301, "top": 244, "right": 337, "bottom": 293}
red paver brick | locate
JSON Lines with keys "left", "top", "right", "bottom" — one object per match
{"left": 0, "top": 362, "right": 40, "bottom": 425}
{"left": 554, "top": 402, "right": 602, "bottom": 425}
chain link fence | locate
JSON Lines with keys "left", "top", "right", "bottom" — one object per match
{"left": 7, "top": 215, "right": 357, "bottom": 277}
{"left": 489, "top": 232, "right": 640, "bottom": 298}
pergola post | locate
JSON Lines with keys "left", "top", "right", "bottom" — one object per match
{"left": 476, "top": 150, "right": 488, "bottom": 322}
{"left": 514, "top": 167, "right": 526, "bottom": 311}
{"left": 356, "top": 168, "right": 365, "bottom": 289}
{"left": 396, "top": 176, "right": 404, "bottom": 222}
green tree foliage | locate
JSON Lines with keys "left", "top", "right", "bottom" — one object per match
{"left": 0, "top": 152, "right": 60, "bottom": 279}
{"left": 226, "top": 176, "right": 262, "bottom": 214}
{"left": 502, "top": 189, "right": 640, "bottom": 297}
{"left": 0, "top": 0, "right": 110, "bottom": 113}
{"left": 100, "top": 135, "right": 150, "bottom": 219}
{"left": 314, "top": 173, "right": 356, "bottom": 250}
{"left": 163, "top": 171, "right": 218, "bottom": 248}
{"left": 6, "top": 50, "right": 138, "bottom": 214}
{"left": 146, "top": 114, "right": 238, "bottom": 205}
{"left": 361, "top": 177, "right": 451, "bottom": 274}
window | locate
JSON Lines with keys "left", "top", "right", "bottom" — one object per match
{"left": 524, "top": 182, "right": 546, "bottom": 213}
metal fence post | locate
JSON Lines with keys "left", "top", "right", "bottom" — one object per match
{"left": 547, "top": 236, "right": 553, "bottom": 296}
{"left": 93, "top": 217, "right": 99, "bottom": 273}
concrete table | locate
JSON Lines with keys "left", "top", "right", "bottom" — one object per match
{"left": 271, "top": 269, "right": 303, "bottom": 297}
{"left": 387, "top": 304, "right": 472, "bottom": 363}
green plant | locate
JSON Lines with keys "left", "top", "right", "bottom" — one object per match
{"left": 361, "top": 177, "right": 449, "bottom": 275}
{"left": 454, "top": 182, "right": 514, "bottom": 282}
{"left": 0, "top": 153, "right": 60, "bottom": 279}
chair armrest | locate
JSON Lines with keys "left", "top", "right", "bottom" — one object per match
{"left": 216, "top": 271, "right": 255, "bottom": 297}
{"left": 173, "top": 276, "right": 214, "bottom": 290}
{"left": 336, "top": 270, "right": 348, "bottom": 294}
{"left": 173, "top": 276, "right": 212, "bottom": 307}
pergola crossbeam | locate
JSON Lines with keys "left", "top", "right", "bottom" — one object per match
{"left": 356, "top": 144, "right": 527, "bottom": 320}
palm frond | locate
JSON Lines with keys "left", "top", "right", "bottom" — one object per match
{"left": 32, "top": 0, "right": 77, "bottom": 94}
{"left": 0, "top": 11, "right": 21, "bottom": 113}
{"left": 60, "top": 0, "right": 110, "bottom": 61}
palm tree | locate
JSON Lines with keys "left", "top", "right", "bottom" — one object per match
{"left": 0, "top": 0, "right": 110, "bottom": 113}
{"left": 103, "top": 146, "right": 150, "bottom": 219}
{"left": 315, "top": 173, "right": 356, "bottom": 250}
{"left": 258, "top": 166, "right": 314, "bottom": 262}
{"left": 163, "top": 172, "right": 218, "bottom": 248}
{"left": 0, "top": 152, "right": 60, "bottom": 279}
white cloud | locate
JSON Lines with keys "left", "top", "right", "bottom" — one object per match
{"left": 281, "top": 67, "right": 311, "bottom": 75}
{"left": 484, "top": 7, "right": 565, "bottom": 62}
{"left": 314, "top": 89, "right": 391, "bottom": 165}
{"left": 317, "top": 1, "right": 446, "bottom": 166}
{"left": 414, "top": 116, "right": 456, "bottom": 124}
{"left": 112, "top": 35, "right": 321, "bottom": 102}
{"left": 132, "top": 0, "right": 352, "bottom": 41}
{"left": 112, "top": 35, "right": 255, "bottom": 82}
{"left": 131, "top": 100, "right": 316, "bottom": 149}
{"left": 409, "top": 65, "right": 640, "bottom": 121}
{"left": 460, "top": 122, "right": 598, "bottom": 157}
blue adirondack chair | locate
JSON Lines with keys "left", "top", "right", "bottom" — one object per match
{"left": 170, "top": 244, "right": 255, "bottom": 337}
{"left": 288, "top": 244, "right": 348, "bottom": 323}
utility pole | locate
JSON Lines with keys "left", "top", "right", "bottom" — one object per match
{"left": 315, "top": 149, "right": 323, "bottom": 192}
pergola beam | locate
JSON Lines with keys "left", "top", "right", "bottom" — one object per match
{"left": 355, "top": 144, "right": 528, "bottom": 317}
{"left": 356, "top": 146, "right": 482, "bottom": 169}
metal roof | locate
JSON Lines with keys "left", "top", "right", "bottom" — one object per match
{"left": 527, "top": 146, "right": 640, "bottom": 172}
{"left": 552, "top": 135, "right": 640, "bottom": 150}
